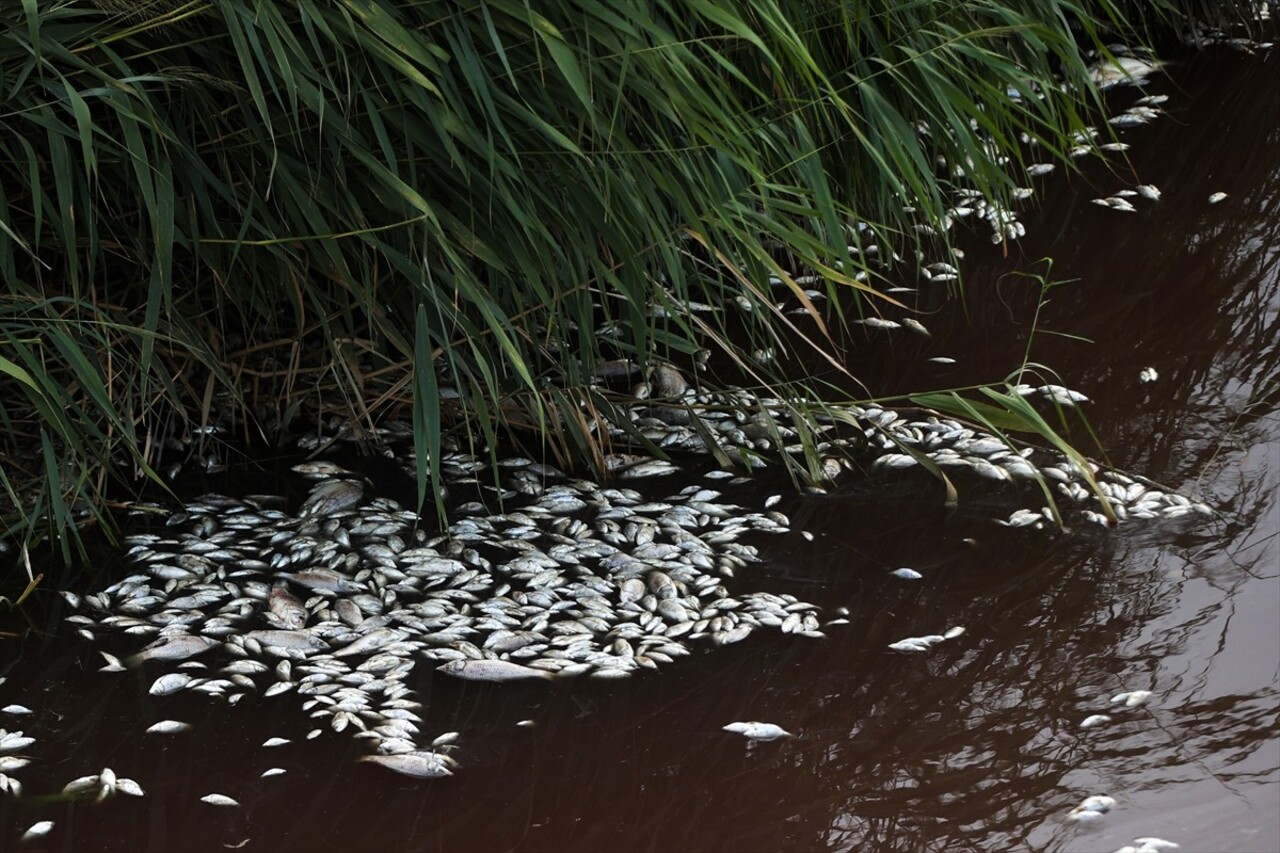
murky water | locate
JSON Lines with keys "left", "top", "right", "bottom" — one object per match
{"left": 4, "top": 46, "right": 1279, "bottom": 852}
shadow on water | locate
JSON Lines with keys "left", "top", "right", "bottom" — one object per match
{"left": 3, "top": 46, "right": 1279, "bottom": 853}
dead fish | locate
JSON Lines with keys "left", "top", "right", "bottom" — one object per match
{"left": 262, "top": 737, "right": 291, "bottom": 747}
{"left": 430, "top": 731, "right": 460, "bottom": 748}
{"left": 243, "top": 630, "right": 329, "bottom": 652}
{"left": 291, "top": 461, "right": 354, "bottom": 478}
{"left": 0, "top": 731, "right": 36, "bottom": 753}
{"left": 332, "top": 627, "right": 407, "bottom": 658}
{"left": 1208, "top": 191, "right": 1227, "bottom": 204}
{"left": 261, "top": 768, "right": 287, "bottom": 778}
{"left": 22, "top": 821, "right": 54, "bottom": 841}
{"left": 722, "top": 721, "right": 792, "bottom": 741}
{"left": 359, "top": 751, "right": 454, "bottom": 779}
{"left": 1110, "top": 690, "right": 1153, "bottom": 708}
{"left": 146, "top": 720, "right": 192, "bottom": 735}
{"left": 200, "top": 793, "right": 240, "bottom": 806}
{"left": 115, "top": 777, "right": 145, "bottom": 797}
{"left": 1, "top": 705, "right": 33, "bottom": 715}
{"left": 1067, "top": 794, "right": 1116, "bottom": 821}
{"left": 902, "top": 318, "right": 930, "bottom": 337}
{"left": 267, "top": 583, "right": 308, "bottom": 630}
{"left": 127, "top": 634, "right": 220, "bottom": 666}
{"left": 1080, "top": 714, "right": 1112, "bottom": 729}
{"left": 436, "top": 659, "right": 554, "bottom": 683}
{"left": 890, "top": 568, "right": 923, "bottom": 580}
{"left": 299, "top": 478, "right": 366, "bottom": 516}
{"left": 149, "top": 673, "right": 194, "bottom": 696}
{"left": 99, "top": 652, "right": 126, "bottom": 673}
{"left": 619, "top": 578, "right": 645, "bottom": 605}
{"left": 283, "top": 570, "right": 362, "bottom": 595}
{"left": 62, "top": 774, "right": 102, "bottom": 795}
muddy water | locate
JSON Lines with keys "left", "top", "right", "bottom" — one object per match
{"left": 3, "top": 47, "right": 1279, "bottom": 853}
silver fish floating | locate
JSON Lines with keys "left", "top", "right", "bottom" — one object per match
{"left": 200, "top": 793, "right": 240, "bottom": 806}
{"left": 22, "top": 821, "right": 54, "bottom": 841}
{"left": 145, "top": 720, "right": 192, "bottom": 735}
{"left": 148, "top": 673, "right": 193, "bottom": 696}
{"left": 359, "top": 751, "right": 455, "bottom": 778}
{"left": 722, "top": 721, "right": 792, "bottom": 741}
{"left": 436, "top": 659, "right": 554, "bottom": 683}
{"left": 127, "top": 634, "right": 220, "bottom": 666}
{"left": 1067, "top": 794, "right": 1116, "bottom": 821}
{"left": 1110, "top": 690, "right": 1153, "bottom": 708}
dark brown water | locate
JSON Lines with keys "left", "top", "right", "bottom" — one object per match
{"left": 3, "top": 46, "right": 1279, "bottom": 853}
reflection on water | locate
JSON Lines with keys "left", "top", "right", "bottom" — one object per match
{"left": 3, "top": 46, "right": 1280, "bottom": 853}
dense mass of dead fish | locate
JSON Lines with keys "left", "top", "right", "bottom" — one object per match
{"left": 59, "top": 449, "right": 825, "bottom": 783}
{"left": 49, "top": 333, "right": 1214, "bottom": 798}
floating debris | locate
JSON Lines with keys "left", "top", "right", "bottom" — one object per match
{"left": 927, "top": 356, "right": 957, "bottom": 364}
{"left": 1208, "top": 191, "right": 1228, "bottom": 204}
{"left": 722, "top": 721, "right": 792, "bottom": 741}
{"left": 1139, "top": 367, "right": 1159, "bottom": 384}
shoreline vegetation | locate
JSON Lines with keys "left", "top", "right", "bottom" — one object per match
{"left": 0, "top": 0, "right": 1268, "bottom": 564}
